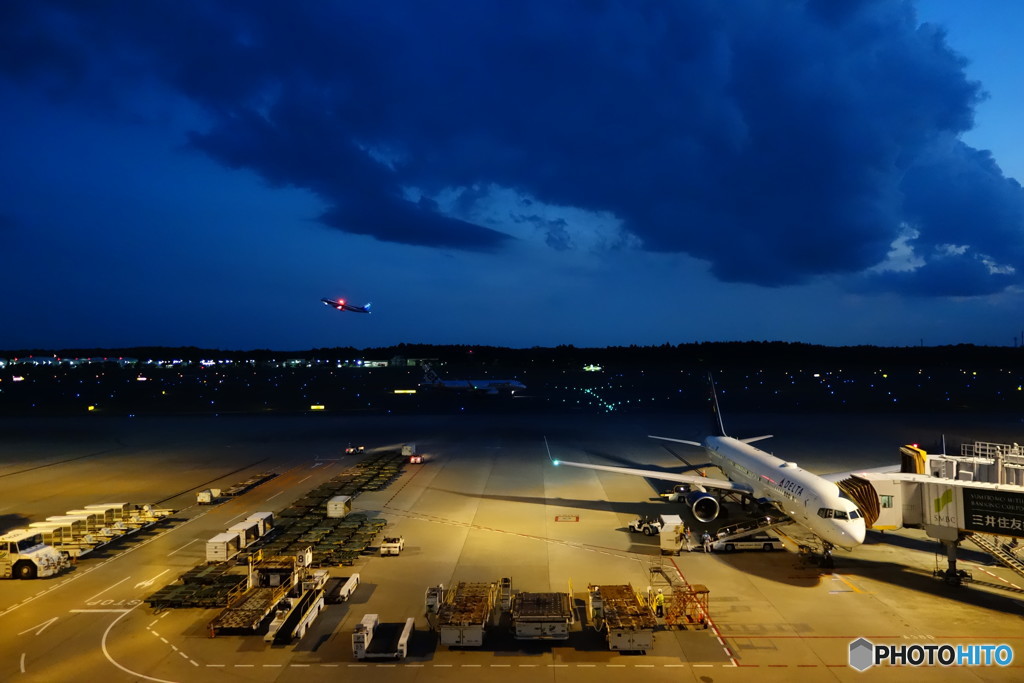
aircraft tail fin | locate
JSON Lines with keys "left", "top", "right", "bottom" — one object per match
{"left": 708, "top": 373, "right": 727, "bottom": 437}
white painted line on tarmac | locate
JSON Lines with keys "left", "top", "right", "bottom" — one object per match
{"left": 225, "top": 511, "right": 250, "bottom": 523}
{"left": 134, "top": 569, "right": 170, "bottom": 589}
{"left": 20, "top": 653, "right": 25, "bottom": 673}
{"left": 167, "top": 539, "right": 200, "bottom": 557}
{"left": 69, "top": 609, "right": 131, "bottom": 613}
{"left": 266, "top": 491, "right": 284, "bottom": 501}
{"left": 297, "top": 475, "right": 312, "bottom": 484}
{"left": 101, "top": 605, "right": 179, "bottom": 683}
{"left": 17, "top": 616, "right": 59, "bottom": 636}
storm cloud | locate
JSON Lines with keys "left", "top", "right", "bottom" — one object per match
{"left": 3, "top": 0, "right": 1022, "bottom": 295}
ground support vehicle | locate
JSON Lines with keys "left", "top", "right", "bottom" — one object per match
{"left": 324, "top": 574, "right": 360, "bottom": 603}
{"left": 712, "top": 531, "right": 785, "bottom": 553}
{"left": 588, "top": 584, "right": 656, "bottom": 653}
{"left": 264, "top": 569, "right": 328, "bottom": 644}
{"left": 627, "top": 514, "right": 664, "bottom": 536}
{"left": 352, "top": 614, "right": 415, "bottom": 660}
{"left": 0, "top": 529, "right": 72, "bottom": 579}
{"left": 208, "top": 552, "right": 306, "bottom": 636}
{"left": 427, "top": 581, "right": 497, "bottom": 646}
{"left": 380, "top": 536, "right": 405, "bottom": 556}
{"left": 510, "top": 592, "right": 574, "bottom": 640}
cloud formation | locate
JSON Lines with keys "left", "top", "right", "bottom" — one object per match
{"left": 2, "top": 0, "right": 1023, "bottom": 295}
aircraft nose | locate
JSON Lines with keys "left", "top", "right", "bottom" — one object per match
{"left": 850, "top": 519, "right": 866, "bottom": 546}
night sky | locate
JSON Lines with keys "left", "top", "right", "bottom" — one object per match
{"left": 3, "top": 1, "right": 1024, "bottom": 350}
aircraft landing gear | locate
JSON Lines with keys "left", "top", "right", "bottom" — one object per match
{"left": 818, "top": 541, "right": 835, "bottom": 570}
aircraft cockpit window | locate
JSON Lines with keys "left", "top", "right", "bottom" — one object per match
{"left": 833, "top": 510, "right": 848, "bottom": 520}
{"left": 817, "top": 508, "right": 833, "bottom": 519}
{"left": 849, "top": 509, "right": 861, "bottom": 520}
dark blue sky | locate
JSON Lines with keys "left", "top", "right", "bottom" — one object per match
{"left": 3, "top": 0, "right": 1024, "bottom": 350}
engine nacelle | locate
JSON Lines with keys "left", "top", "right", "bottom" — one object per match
{"left": 686, "top": 491, "right": 720, "bottom": 523}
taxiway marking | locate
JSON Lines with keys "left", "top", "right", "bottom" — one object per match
{"left": 134, "top": 569, "right": 170, "bottom": 589}
{"left": 86, "top": 576, "right": 131, "bottom": 603}
{"left": 17, "top": 616, "right": 59, "bottom": 636}
{"left": 166, "top": 539, "right": 200, "bottom": 557}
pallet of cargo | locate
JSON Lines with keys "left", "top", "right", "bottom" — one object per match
{"left": 431, "top": 582, "right": 497, "bottom": 647}
{"left": 209, "top": 586, "right": 290, "bottom": 634}
{"left": 510, "top": 591, "right": 575, "bottom": 640}
{"left": 588, "top": 584, "right": 657, "bottom": 652}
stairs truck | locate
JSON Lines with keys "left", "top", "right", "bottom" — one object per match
{"left": 0, "top": 529, "right": 72, "bottom": 579}
{"left": 352, "top": 614, "right": 415, "bottom": 660}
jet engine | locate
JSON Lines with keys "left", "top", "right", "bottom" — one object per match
{"left": 686, "top": 491, "right": 720, "bottom": 522}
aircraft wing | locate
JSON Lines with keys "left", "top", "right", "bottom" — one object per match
{"left": 553, "top": 459, "right": 754, "bottom": 494}
{"left": 819, "top": 464, "right": 902, "bottom": 483}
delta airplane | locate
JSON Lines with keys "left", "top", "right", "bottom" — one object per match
{"left": 321, "top": 297, "right": 371, "bottom": 314}
{"left": 553, "top": 378, "right": 880, "bottom": 562}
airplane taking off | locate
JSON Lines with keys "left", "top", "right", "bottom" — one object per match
{"left": 321, "top": 298, "right": 371, "bottom": 314}
{"left": 553, "top": 376, "right": 882, "bottom": 563}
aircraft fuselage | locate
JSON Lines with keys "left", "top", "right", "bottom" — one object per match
{"left": 705, "top": 435, "right": 865, "bottom": 550}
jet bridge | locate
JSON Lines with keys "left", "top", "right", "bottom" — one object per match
{"left": 835, "top": 442, "right": 1024, "bottom": 586}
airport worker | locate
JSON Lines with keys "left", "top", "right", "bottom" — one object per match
{"left": 654, "top": 589, "right": 665, "bottom": 617}
{"left": 684, "top": 526, "right": 694, "bottom": 552}
{"left": 702, "top": 530, "right": 712, "bottom": 553}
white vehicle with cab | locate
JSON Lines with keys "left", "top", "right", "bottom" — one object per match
{"left": 712, "top": 532, "right": 785, "bottom": 553}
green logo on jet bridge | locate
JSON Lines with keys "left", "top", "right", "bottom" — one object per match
{"left": 934, "top": 488, "right": 954, "bottom": 515}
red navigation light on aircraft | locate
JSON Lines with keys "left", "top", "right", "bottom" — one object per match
{"left": 321, "top": 297, "right": 372, "bottom": 314}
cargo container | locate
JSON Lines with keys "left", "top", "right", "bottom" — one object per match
{"left": 327, "top": 495, "right": 352, "bottom": 519}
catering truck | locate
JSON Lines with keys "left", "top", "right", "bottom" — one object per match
{"left": 0, "top": 529, "right": 72, "bottom": 579}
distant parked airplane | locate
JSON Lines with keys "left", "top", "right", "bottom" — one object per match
{"left": 321, "top": 298, "right": 371, "bottom": 314}
{"left": 420, "top": 363, "right": 525, "bottom": 394}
